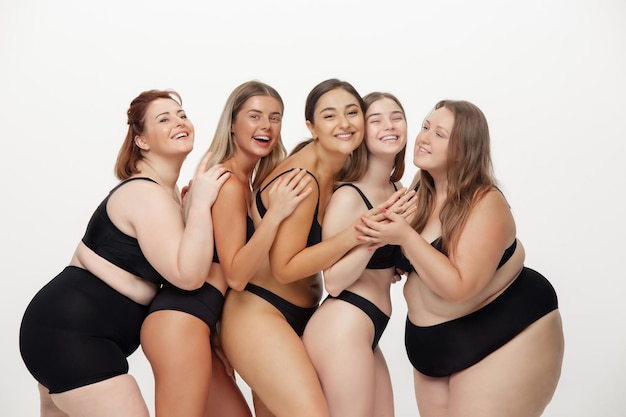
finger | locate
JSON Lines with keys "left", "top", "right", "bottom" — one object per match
{"left": 196, "top": 151, "right": 213, "bottom": 175}
{"left": 378, "top": 188, "right": 407, "bottom": 210}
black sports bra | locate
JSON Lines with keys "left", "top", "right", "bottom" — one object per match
{"left": 212, "top": 214, "right": 255, "bottom": 263}
{"left": 335, "top": 183, "right": 401, "bottom": 270}
{"left": 256, "top": 168, "right": 322, "bottom": 247}
{"left": 81, "top": 177, "right": 165, "bottom": 285}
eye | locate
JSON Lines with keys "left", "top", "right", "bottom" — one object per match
{"left": 159, "top": 117, "right": 169, "bottom": 123}
{"left": 369, "top": 118, "right": 381, "bottom": 124}
{"left": 249, "top": 114, "right": 259, "bottom": 120}
{"left": 348, "top": 109, "right": 360, "bottom": 116}
{"left": 270, "top": 115, "right": 282, "bottom": 122}
{"left": 421, "top": 124, "right": 428, "bottom": 130}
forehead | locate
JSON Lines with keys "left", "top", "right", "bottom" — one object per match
{"left": 427, "top": 106, "right": 454, "bottom": 128}
{"left": 316, "top": 88, "right": 359, "bottom": 111}
{"left": 366, "top": 97, "right": 402, "bottom": 116}
{"left": 241, "top": 95, "right": 283, "bottom": 112}
{"left": 146, "top": 98, "right": 182, "bottom": 117}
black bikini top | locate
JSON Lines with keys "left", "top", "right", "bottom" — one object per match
{"left": 212, "top": 214, "right": 255, "bottom": 263}
{"left": 256, "top": 168, "right": 322, "bottom": 247}
{"left": 398, "top": 238, "right": 517, "bottom": 273}
{"left": 81, "top": 177, "right": 165, "bottom": 285}
{"left": 335, "top": 183, "right": 401, "bottom": 270}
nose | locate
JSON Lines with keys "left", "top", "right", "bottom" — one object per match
{"left": 260, "top": 115, "right": 271, "bottom": 130}
{"left": 337, "top": 114, "right": 350, "bottom": 128}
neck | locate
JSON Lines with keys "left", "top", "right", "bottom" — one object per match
{"left": 359, "top": 154, "right": 395, "bottom": 187}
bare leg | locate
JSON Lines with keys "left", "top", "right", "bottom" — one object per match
{"left": 413, "top": 311, "right": 564, "bottom": 417}
{"left": 205, "top": 349, "right": 252, "bottom": 417}
{"left": 447, "top": 311, "right": 564, "bottom": 417}
{"left": 38, "top": 384, "right": 69, "bottom": 417}
{"left": 251, "top": 391, "right": 275, "bottom": 417}
{"left": 141, "top": 310, "right": 212, "bottom": 417}
{"left": 222, "top": 291, "right": 328, "bottom": 417}
{"left": 303, "top": 299, "right": 384, "bottom": 417}
{"left": 50, "top": 374, "right": 149, "bottom": 417}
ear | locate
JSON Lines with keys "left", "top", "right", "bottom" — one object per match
{"left": 305, "top": 120, "right": 317, "bottom": 140}
{"left": 134, "top": 135, "right": 150, "bottom": 151}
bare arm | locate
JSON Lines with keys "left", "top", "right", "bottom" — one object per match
{"left": 118, "top": 153, "right": 230, "bottom": 290}
{"left": 360, "top": 189, "right": 516, "bottom": 302}
{"left": 214, "top": 169, "right": 313, "bottom": 290}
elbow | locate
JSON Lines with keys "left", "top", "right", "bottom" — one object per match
{"left": 175, "top": 279, "right": 204, "bottom": 291}
{"left": 324, "top": 280, "right": 343, "bottom": 298}
{"left": 227, "top": 279, "right": 247, "bottom": 292}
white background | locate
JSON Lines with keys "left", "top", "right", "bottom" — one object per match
{"left": 1, "top": 0, "right": 625, "bottom": 415}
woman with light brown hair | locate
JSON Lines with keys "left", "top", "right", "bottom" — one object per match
{"left": 359, "top": 99, "right": 564, "bottom": 417}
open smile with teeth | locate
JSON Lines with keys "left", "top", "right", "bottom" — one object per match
{"left": 254, "top": 136, "right": 270, "bottom": 143}
{"left": 381, "top": 135, "right": 398, "bottom": 142}
{"left": 336, "top": 133, "right": 353, "bottom": 140}
{"left": 172, "top": 132, "right": 188, "bottom": 140}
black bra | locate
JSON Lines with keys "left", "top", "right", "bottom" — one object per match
{"left": 81, "top": 177, "right": 165, "bottom": 285}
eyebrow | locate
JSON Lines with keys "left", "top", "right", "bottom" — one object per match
{"left": 366, "top": 110, "right": 404, "bottom": 120}
{"left": 155, "top": 109, "right": 185, "bottom": 119}
{"left": 247, "top": 109, "right": 282, "bottom": 115}
{"left": 320, "top": 103, "right": 359, "bottom": 113}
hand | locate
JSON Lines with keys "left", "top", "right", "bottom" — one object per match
{"left": 266, "top": 168, "right": 313, "bottom": 221}
{"left": 180, "top": 179, "right": 192, "bottom": 208}
{"left": 188, "top": 152, "right": 230, "bottom": 208}
{"left": 356, "top": 208, "right": 411, "bottom": 250}
{"left": 391, "top": 267, "right": 407, "bottom": 284}
{"left": 211, "top": 332, "right": 236, "bottom": 380}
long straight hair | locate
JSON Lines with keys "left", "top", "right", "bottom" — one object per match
{"left": 202, "top": 81, "right": 286, "bottom": 190}
{"left": 410, "top": 100, "right": 496, "bottom": 255}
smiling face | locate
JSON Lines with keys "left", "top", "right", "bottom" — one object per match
{"left": 306, "top": 87, "right": 364, "bottom": 156}
{"left": 365, "top": 97, "right": 407, "bottom": 158}
{"left": 413, "top": 105, "right": 454, "bottom": 173}
{"left": 134, "top": 97, "right": 194, "bottom": 157}
{"left": 231, "top": 95, "right": 283, "bottom": 159}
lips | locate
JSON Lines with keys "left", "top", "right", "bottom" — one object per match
{"left": 172, "top": 132, "right": 189, "bottom": 140}
{"left": 380, "top": 135, "right": 398, "bottom": 142}
{"left": 335, "top": 132, "right": 354, "bottom": 140}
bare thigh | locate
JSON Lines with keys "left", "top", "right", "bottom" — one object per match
{"left": 206, "top": 349, "right": 252, "bottom": 417}
{"left": 141, "top": 310, "right": 213, "bottom": 417}
{"left": 38, "top": 384, "right": 69, "bottom": 417}
{"left": 221, "top": 291, "right": 328, "bottom": 417}
{"left": 415, "top": 311, "right": 564, "bottom": 417}
{"left": 303, "top": 299, "right": 385, "bottom": 417}
{"left": 50, "top": 374, "right": 149, "bottom": 417}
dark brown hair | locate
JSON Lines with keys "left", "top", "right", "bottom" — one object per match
{"left": 297, "top": 78, "right": 367, "bottom": 182}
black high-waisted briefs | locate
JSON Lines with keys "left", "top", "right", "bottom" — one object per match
{"left": 405, "top": 267, "right": 558, "bottom": 377}
{"left": 19, "top": 266, "right": 148, "bottom": 393}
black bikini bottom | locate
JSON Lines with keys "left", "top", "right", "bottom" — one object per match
{"left": 325, "top": 290, "right": 390, "bottom": 350}
{"left": 245, "top": 283, "right": 318, "bottom": 336}
{"left": 147, "top": 281, "right": 224, "bottom": 335}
